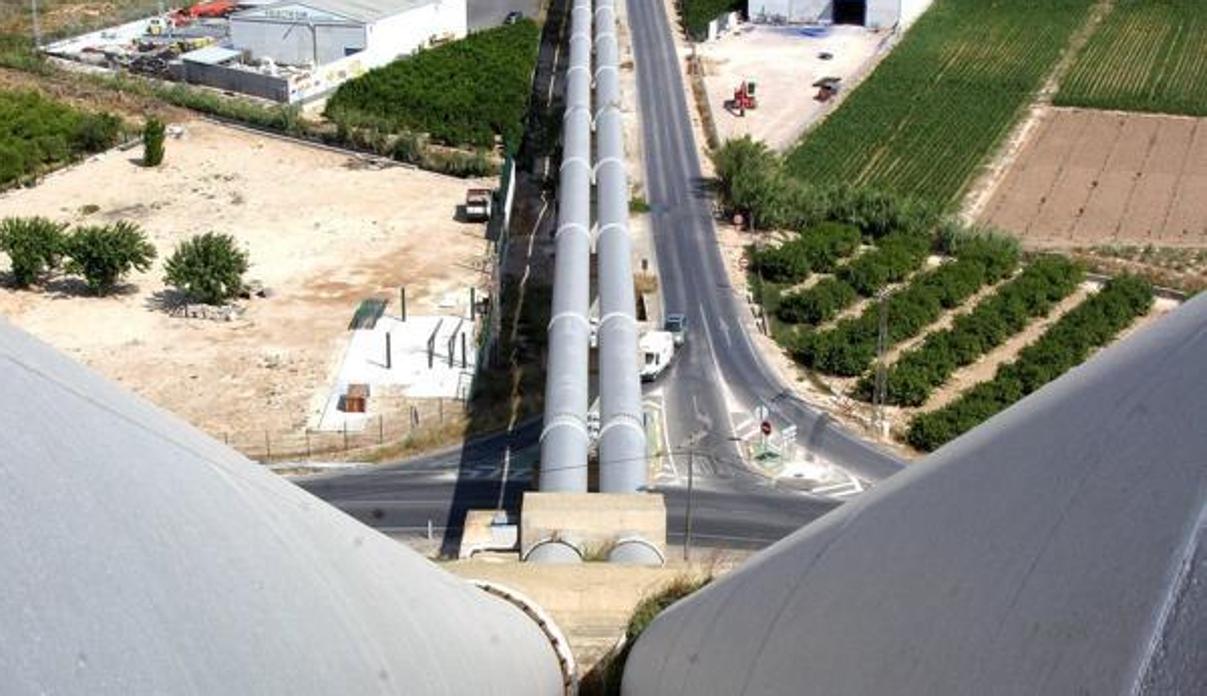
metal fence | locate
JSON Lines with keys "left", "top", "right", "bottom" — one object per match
{"left": 217, "top": 397, "right": 469, "bottom": 462}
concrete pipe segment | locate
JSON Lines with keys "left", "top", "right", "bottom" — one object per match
{"left": 594, "top": 0, "right": 648, "bottom": 494}
{"left": 539, "top": 0, "right": 595, "bottom": 494}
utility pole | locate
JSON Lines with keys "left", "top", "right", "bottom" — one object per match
{"left": 873, "top": 288, "right": 889, "bottom": 438}
{"left": 683, "top": 450, "right": 694, "bottom": 562}
{"left": 30, "top": 0, "right": 42, "bottom": 48}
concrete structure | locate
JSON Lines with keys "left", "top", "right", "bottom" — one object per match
{"left": 623, "top": 295, "right": 1207, "bottom": 694}
{"left": 521, "top": 493, "right": 667, "bottom": 565}
{"left": 230, "top": 0, "right": 466, "bottom": 66}
{"left": 748, "top": 0, "right": 900, "bottom": 28}
{"left": 0, "top": 319, "right": 566, "bottom": 695}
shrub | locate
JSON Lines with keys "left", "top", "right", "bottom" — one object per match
{"left": 0, "top": 216, "right": 68, "bottom": 287}
{"left": 0, "top": 90, "right": 123, "bottom": 188}
{"left": 855, "top": 256, "right": 1083, "bottom": 406}
{"left": 164, "top": 232, "right": 249, "bottom": 305}
{"left": 143, "top": 117, "right": 166, "bottom": 167}
{"left": 65, "top": 221, "right": 157, "bottom": 295}
{"left": 801, "top": 242, "right": 1019, "bottom": 377}
{"left": 907, "top": 275, "right": 1152, "bottom": 451}
{"left": 777, "top": 277, "right": 858, "bottom": 325}
{"left": 837, "top": 232, "right": 931, "bottom": 296}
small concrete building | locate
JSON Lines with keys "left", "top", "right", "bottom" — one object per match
{"left": 230, "top": 0, "right": 467, "bottom": 67}
{"left": 748, "top": 0, "right": 900, "bottom": 29}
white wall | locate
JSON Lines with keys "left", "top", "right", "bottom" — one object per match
{"left": 367, "top": 0, "right": 468, "bottom": 60}
{"left": 230, "top": 18, "right": 367, "bottom": 65}
{"left": 748, "top": 0, "right": 900, "bottom": 27}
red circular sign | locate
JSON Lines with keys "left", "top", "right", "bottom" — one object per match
{"left": 760, "top": 421, "right": 772, "bottom": 436}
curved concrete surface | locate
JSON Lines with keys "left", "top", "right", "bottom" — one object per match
{"left": 0, "top": 320, "right": 564, "bottom": 695}
{"left": 623, "top": 296, "right": 1207, "bottom": 695}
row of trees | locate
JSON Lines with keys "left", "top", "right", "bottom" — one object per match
{"left": 0, "top": 217, "right": 247, "bottom": 304}
{"left": 712, "top": 137, "right": 941, "bottom": 239}
{"left": 793, "top": 236, "right": 1020, "bottom": 377}
{"left": 774, "top": 232, "right": 931, "bottom": 326}
{"left": 750, "top": 222, "right": 861, "bottom": 284}
{"left": 907, "top": 275, "right": 1153, "bottom": 452}
{"left": 854, "top": 256, "right": 1084, "bottom": 406}
{"left": 0, "top": 90, "right": 123, "bottom": 188}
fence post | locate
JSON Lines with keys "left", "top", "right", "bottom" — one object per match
{"left": 461, "top": 332, "right": 467, "bottom": 368}
{"left": 439, "top": 398, "right": 444, "bottom": 423}
{"left": 400, "top": 286, "right": 406, "bottom": 322}
{"left": 470, "top": 287, "right": 476, "bottom": 320}
{"left": 305, "top": 429, "right": 312, "bottom": 459}
{"left": 342, "top": 421, "right": 348, "bottom": 452}
{"left": 385, "top": 332, "right": 392, "bottom": 370}
{"left": 264, "top": 430, "right": 271, "bottom": 461}
{"left": 378, "top": 415, "right": 384, "bottom": 444}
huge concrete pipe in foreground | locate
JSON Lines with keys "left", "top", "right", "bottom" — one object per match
{"left": 594, "top": 0, "right": 647, "bottom": 494}
{"left": 622, "top": 296, "right": 1207, "bottom": 694}
{"left": 539, "top": 0, "right": 594, "bottom": 494}
{"left": 0, "top": 320, "right": 566, "bottom": 695}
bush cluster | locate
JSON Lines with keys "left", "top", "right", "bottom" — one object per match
{"left": 855, "top": 256, "right": 1084, "bottom": 406}
{"left": 0, "top": 90, "right": 122, "bottom": 187}
{"left": 777, "top": 277, "right": 857, "bottom": 325}
{"left": 751, "top": 222, "right": 861, "bottom": 284}
{"left": 795, "top": 238, "right": 1020, "bottom": 377}
{"left": 325, "top": 20, "right": 540, "bottom": 151}
{"left": 711, "top": 137, "right": 941, "bottom": 238}
{"left": 1, "top": 217, "right": 156, "bottom": 295}
{"left": 907, "top": 275, "right": 1153, "bottom": 451}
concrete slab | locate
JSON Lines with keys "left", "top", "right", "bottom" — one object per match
{"left": 316, "top": 314, "right": 477, "bottom": 431}
{"left": 521, "top": 492, "right": 668, "bottom": 563}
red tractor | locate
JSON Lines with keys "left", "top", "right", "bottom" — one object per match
{"left": 730, "top": 79, "right": 758, "bottom": 117}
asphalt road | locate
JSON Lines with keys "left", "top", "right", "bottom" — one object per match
{"left": 298, "top": 420, "right": 839, "bottom": 553}
{"left": 626, "top": 0, "right": 906, "bottom": 483}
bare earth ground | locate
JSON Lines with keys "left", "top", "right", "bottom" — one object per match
{"left": 980, "top": 108, "right": 1207, "bottom": 248}
{"left": 0, "top": 119, "right": 491, "bottom": 442}
{"left": 698, "top": 24, "right": 882, "bottom": 151}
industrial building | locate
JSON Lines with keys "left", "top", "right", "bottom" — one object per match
{"left": 748, "top": 0, "right": 901, "bottom": 29}
{"left": 230, "top": 0, "right": 467, "bottom": 67}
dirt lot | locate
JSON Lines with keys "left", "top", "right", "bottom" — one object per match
{"left": 698, "top": 23, "right": 885, "bottom": 151}
{"left": 979, "top": 108, "right": 1207, "bottom": 248}
{"left": 0, "top": 119, "right": 492, "bottom": 441}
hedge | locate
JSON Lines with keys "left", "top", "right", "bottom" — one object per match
{"left": 855, "top": 256, "right": 1083, "bottom": 406}
{"left": 751, "top": 222, "right": 861, "bottom": 284}
{"left": 325, "top": 20, "right": 540, "bottom": 151}
{"left": 778, "top": 277, "right": 858, "bottom": 325}
{"left": 837, "top": 232, "right": 932, "bottom": 297}
{"left": 0, "top": 89, "right": 122, "bottom": 187}
{"left": 907, "top": 275, "right": 1153, "bottom": 451}
{"left": 796, "top": 238, "right": 1019, "bottom": 377}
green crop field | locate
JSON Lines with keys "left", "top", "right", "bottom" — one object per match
{"left": 1055, "top": 0, "right": 1207, "bottom": 116}
{"left": 325, "top": 20, "right": 540, "bottom": 151}
{"left": 785, "top": 0, "right": 1095, "bottom": 209}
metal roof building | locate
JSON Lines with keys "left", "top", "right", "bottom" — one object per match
{"left": 230, "top": 0, "right": 466, "bottom": 66}
{"left": 623, "top": 294, "right": 1207, "bottom": 695}
{"left": 0, "top": 319, "right": 564, "bottom": 695}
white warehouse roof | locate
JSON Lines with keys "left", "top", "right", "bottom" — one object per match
{"left": 623, "top": 294, "right": 1207, "bottom": 695}
{"left": 236, "top": 0, "right": 438, "bottom": 24}
{"left": 0, "top": 319, "right": 563, "bottom": 695}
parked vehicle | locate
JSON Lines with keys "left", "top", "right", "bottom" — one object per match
{"left": 464, "top": 188, "right": 492, "bottom": 222}
{"left": 664, "top": 313, "right": 688, "bottom": 346}
{"left": 639, "top": 330, "right": 676, "bottom": 382}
